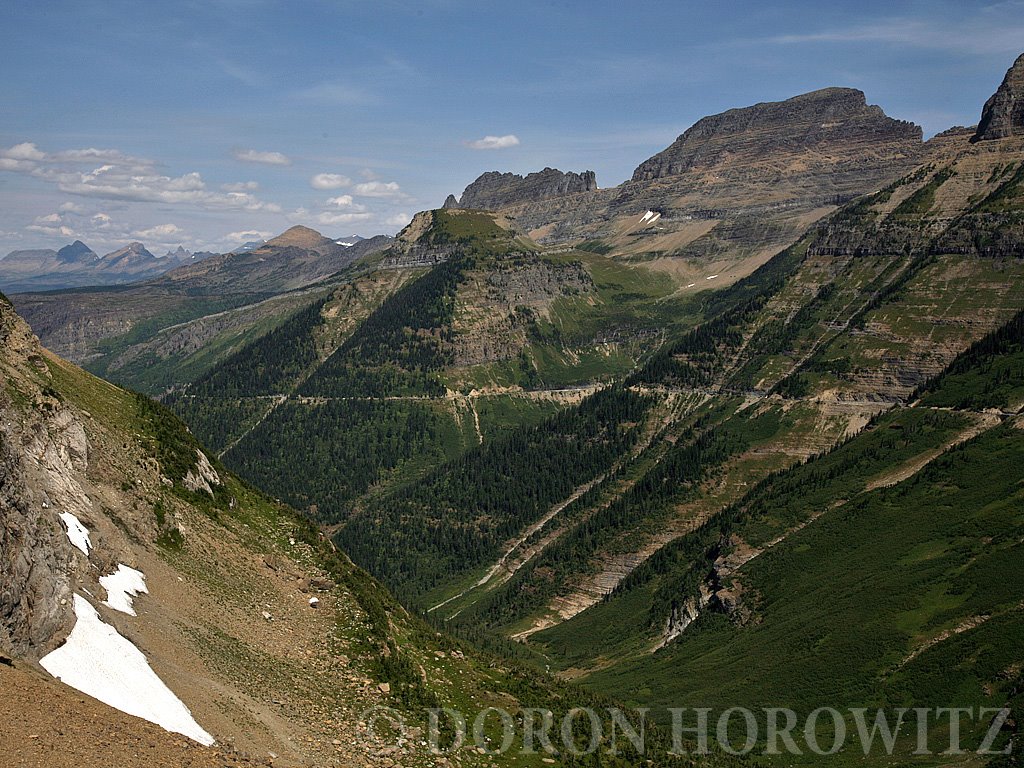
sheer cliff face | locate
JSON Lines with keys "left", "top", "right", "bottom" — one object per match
{"left": 457, "top": 168, "right": 598, "bottom": 209}
{"left": 0, "top": 302, "right": 76, "bottom": 658}
{"left": 973, "top": 53, "right": 1024, "bottom": 142}
{"left": 630, "top": 87, "right": 922, "bottom": 182}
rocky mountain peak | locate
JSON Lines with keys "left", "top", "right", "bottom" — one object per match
{"left": 56, "top": 240, "right": 97, "bottom": 264}
{"left": 972, "top": 52, "right": 1024, "bottom": 142}
{"left": 442, "top": 193, "right": 460, "bottom": 209}
{"left": 165, "top": 245, "right": 192, "bottom": 260}
{"left": 265, "top": 225, "right": 331, "bottom": 250}
{"left": 104, "top": 242, "right": 154, "bottom": 260}
{"left": 631, "top": 87, "right": 922, "bottom": 181}
{"left": 454, "top": 167, "right": 598, "bottom": 210}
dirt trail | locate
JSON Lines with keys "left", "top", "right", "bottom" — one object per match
{"left": 218, "top": 395, "right": 287, "bottom": 458}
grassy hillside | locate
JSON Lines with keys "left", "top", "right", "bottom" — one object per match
{"left": 527, "top": 318, "right": 1024, "bottom": 765}
{"left": 17, "top": 310, "right": 749, "bottom": 768}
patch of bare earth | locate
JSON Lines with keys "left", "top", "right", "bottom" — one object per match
{"left": 0, "top": 662, "right": 267, "bottom": 768}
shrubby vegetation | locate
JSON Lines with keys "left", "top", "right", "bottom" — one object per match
{"left": 224, "top": 399, "right": 460, "bottom": 514}
{"left": 336, "top": 387, "right": 654, "bottom": 598}
{"left": 177, "top": 296, "right": 329, "bottom": 399}
{"left": 918, "top": 307, "right": 1024, "bottom": 409}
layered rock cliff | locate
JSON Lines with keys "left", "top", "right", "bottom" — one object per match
{"left": 0, "top": 299, "right": 76, "bottom": 658}
{"left": 631, "top": 87, "right": 921, "bottom": 181}
{"left": 973, "top": 52, "right": 1024, "bottom": 142}
{"left": 442, "top": 87, "right": 925, "bottom": 272}
{"left": 455, "top": 167, "right": 598, "bottom": 209}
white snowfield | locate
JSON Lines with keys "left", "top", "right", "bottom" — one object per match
{"left": 40, "top": 594, "right": 215, "bottom": 746}
{"left": 100, "top": 564, "right": 149, "bottom": 616}
{"left": 639, "top": 210, "right": 662, "bottom": 225}
{"left": 59, "top": 511, "right": 91, "bottom": 555}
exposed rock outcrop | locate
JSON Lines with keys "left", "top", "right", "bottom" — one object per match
{"left": 0, "top": 301, "right": 77, "bottom": 658}
{"left": 183, "top": 449, "right": 221, "bottom": 497}
{"left": 440, "top": 87, "right": 925, "bottom": 263}
{"left": 632, "top": 88, "right": 921, "bottom": 181}
{"left": 0, "top": 418, "right": 75, "bottom": 659}
{"left": 380, "top": 210, "right": 462, "bottom": 268}
{"left": 452, "top": 258, "right": 593, "bottom": 366}
{"left": 456, "top": 167, "right": 598, "bottom": 210}
{"left": 973, "top": 53, "right": 1024, "bottom": 142}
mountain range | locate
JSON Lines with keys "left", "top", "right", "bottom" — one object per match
{"left": 0, "top": 240, "right": 217, "bottom": 292}
{"left": 2, "top": 52, "right": 1023, "bottom": 766}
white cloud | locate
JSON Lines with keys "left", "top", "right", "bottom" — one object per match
{"left": 766, "top": 16, "right": 1024, "bottom": 56}
{"left": 0, "top": 158, "right": 33, "bottom": 172}
{"left": 27, "top": 221, "right": 76, "bottom": 238}
{"left": 326, "top": 195, "right": 357, "bottom": 207}
{"left": 313, "top": 211, "right": 373, "bottom": 226}
{"left": 0, "top": 142, "right": 282, "bottom": 213}
{"left": 466, "top": 134, "right": 521, "bottom": 150}
{"left": 354, "top": 181, "right": 403, "bottom": 197}
{"left": 384, "top": 212, "right": 411, "bottom": 228}
{"left": 224, "top": 230, "right": 273, "bottom": 243}
{"left": 311, "top": 173, "right": 352, "bottom": 190}
{"left": 53, "top": 148, "right": 150, "bottom": 167}
{"left": 59, "top": 201, "right": 85, "bottom": 213}
{"left": 221, "top": 180, "right": 259, "bottom": 192}
{"left": 4, "top": 142, "right": 46, "bottom": 161}
{"left": 232, "top": 148, "right": 291, "bottom": 166}
{"left": 133, "top": 223, "right": 184, "bottom": 240}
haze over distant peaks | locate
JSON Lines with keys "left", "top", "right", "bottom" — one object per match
{"left": 56, "top": 240, "right": 98, "bottom": 264}
{"left": 334, "top": 235, "right": 364, "bottom": 247}
{"left": 164, "top": 245, "right": 193, "bottom": 260}
{"left": 0, "top": 238, "right": 207, "bottom": 292}
{"left": 232, "top": 239, "right": 267, "bottom": 254}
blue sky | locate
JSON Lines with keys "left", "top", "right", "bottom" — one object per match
{"left": 2, "top": 0, "right": 1023, "bottom": 256}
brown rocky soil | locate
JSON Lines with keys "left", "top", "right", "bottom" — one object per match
{"left": 0, "top": 662, "right": 267, "bottom": 768}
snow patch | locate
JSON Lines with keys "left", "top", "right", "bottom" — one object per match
{"left": 705, "top": 274, "right": 719, "bottom": 280}
{"left": 101, "top": 564, "right": 149, "bottom": 616}
{"left": 59, "top": 511, "right": 91, "bottom": 556}
{"left": 40, "top": 595, "right": 214, "bottom": 746}
{"left": 639, "top": 210, "right": 661, "bottom": 225}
